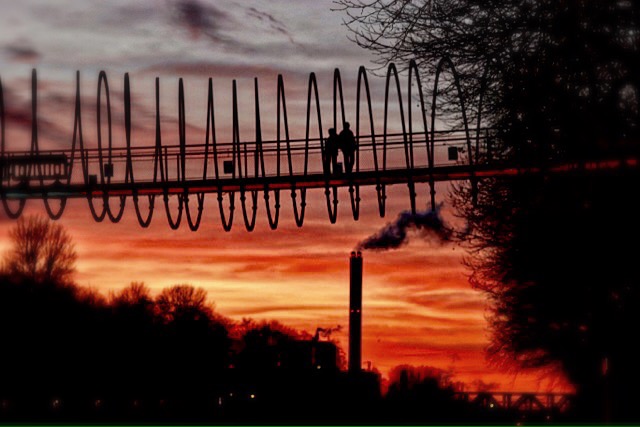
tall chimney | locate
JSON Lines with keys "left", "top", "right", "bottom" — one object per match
{"left": 349, "top": 250, "right": 363, "bottom": 374}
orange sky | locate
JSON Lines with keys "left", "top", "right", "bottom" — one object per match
{"left": 0, "top": 191, "right": 572, "bottom": 392}
{"left": 0, "top": 1, "right": 573, "bottom": 392}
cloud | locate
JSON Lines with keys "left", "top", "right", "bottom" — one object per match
{"left": 4, "top": 44, "right": 41, "bottom": 62}
{"left": 0, "top": 83, "right": 79, "bottom": 150}
{"left": 371, "top": 307, "right": 483, "bottom": 329}
{"left": 405, "top": 290, "right": 487, "bottom": 312}
{"left": 165, "top": 2, "right": 305, "bottom": 62}
{"left": 172, "top": 0, "right": 232, "bottom": 43}
{"left": 246, "top": 7, "right": 297, "bottom": 45}
{"left": 224, "top": 303, "right": 338, "bottom": 317}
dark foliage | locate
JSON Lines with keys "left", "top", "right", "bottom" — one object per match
{"left": 336, "top": 0, "right": 640, "bottom": 421}
{"left": 0, "top": 218, "right": 572, "bottom": 423}
{"left": 0, "top": 277, "right": 231, "bottom": 422}
{"left": 0, "top": 274, "right": 522, "bottom": 423}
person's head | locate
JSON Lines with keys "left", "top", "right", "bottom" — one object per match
{"left": 329, "top": 128, "right": 336, "bottom": 135}
{"left": 344, "top": 122, "right": 350, "bottom": 129}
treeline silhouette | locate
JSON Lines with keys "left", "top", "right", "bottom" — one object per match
{"left": 0, "top": 277, "right": 222, "bottom": 420}
{"left": 0, "top": 274, "right": 570, "bottom": 424}
{"left": 0, "top": 216, "right": 561, "bottom": 423}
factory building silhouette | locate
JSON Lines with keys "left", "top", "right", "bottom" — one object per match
{"left": 349, "top": 250, "right": 363, "bottom": 374}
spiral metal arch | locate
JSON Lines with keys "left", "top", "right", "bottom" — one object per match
{"left": 382, "top": 63, "right": 411, "bottom": 218}
{"left": 101, "top": 71, "right": 127, "bottom": 223}
{"left": 408, "top": 59, "right": 433, "bottom": 211}
{"left": 180, "top": 78, "right": 207, "bottom": 232}
{"left": 431, "top": 57, "right": 477, "bottom": 204}
{"left": 0, "top": 60, "right": 529, "bottom": 231}
{"left": 126, "top": 73, "right": 156, "bottom": 228}
{"left": 354, "top": 65, "right": 376, "bottom": 222}
{"left": 34, "top": 72, "right": 67, "bottom": 220}
{"left": 234, "top": 79, "right": 259, "bottom": 232}
{"left": 0, "top": 76, "right": 27, "bottom": 218}
{"left": 256, "top": 78, "right": 279, "bottom": 230}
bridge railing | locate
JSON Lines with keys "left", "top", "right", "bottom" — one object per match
{"left": 0, "top": 153, "right": 69, "bottom": 182}
{"left": 0, "top": 130, "right": 490, "bottom": 184}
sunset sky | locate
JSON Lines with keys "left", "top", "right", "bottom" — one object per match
{"left": 0, "top": 1, "right": 571, "bottom": 392}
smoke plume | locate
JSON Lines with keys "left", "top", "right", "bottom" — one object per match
{"left": 356, "top": 204, "right": 453, "bottom": 251}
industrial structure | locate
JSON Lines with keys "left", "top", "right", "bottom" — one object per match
{"left": 0, "top": 61, "right": 591, "bottom": 420}
{"left": 2, "top": 62, "right": 636, "bottom": 230}
{"left": 349, "top": 250, "right": 363, "bottom": 374}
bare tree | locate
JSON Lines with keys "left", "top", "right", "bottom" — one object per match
{"left": 156, "top": 284, "right": 213, "bottom": 323}
{"left": 335, "top": 0, "right": 639, "bottom": 145}
{"left": 110, "top": 281, "right": 152, "bottom": 307}
{"left": 336, "top": 0, "right": 640, "bottom": 420}
{"left": 4, "top": 215, "right": 77, "bottom": 284}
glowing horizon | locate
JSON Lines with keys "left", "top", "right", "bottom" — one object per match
{"left": 0, "top": 0, "right": 573, "bottom": 393}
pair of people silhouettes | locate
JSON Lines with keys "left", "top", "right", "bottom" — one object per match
{"left": 325, "top": 122, "right": 356, "bottom": 175}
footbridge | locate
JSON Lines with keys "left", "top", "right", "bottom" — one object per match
{"left": 1, "top": 61, "right": 637, "bottom": 231}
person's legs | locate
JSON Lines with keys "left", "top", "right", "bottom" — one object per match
{"left": 345, "top": 151, "right": 354, "bottom": 173}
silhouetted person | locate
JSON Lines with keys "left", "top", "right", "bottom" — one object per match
{"left": 339, "top": 122, "right": 356, "bottom": 173}
{"left": 325, "top": 128, "right": 341, "bottom": 174}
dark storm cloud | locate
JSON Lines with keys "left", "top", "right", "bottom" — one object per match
{"left": 0, "top": 85, "right": 32, "bottom": 130}
{"left": 4, "top": 44, "right": 41, "bottom": 62}
{"left": 0, "top": 85, "right": 53, "bottom": 135}
{"left": 173, "top": 0, "right": 233, "bottom": 43}
{"left": 169, "top": 1, "right": 300, "bottom": 53}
